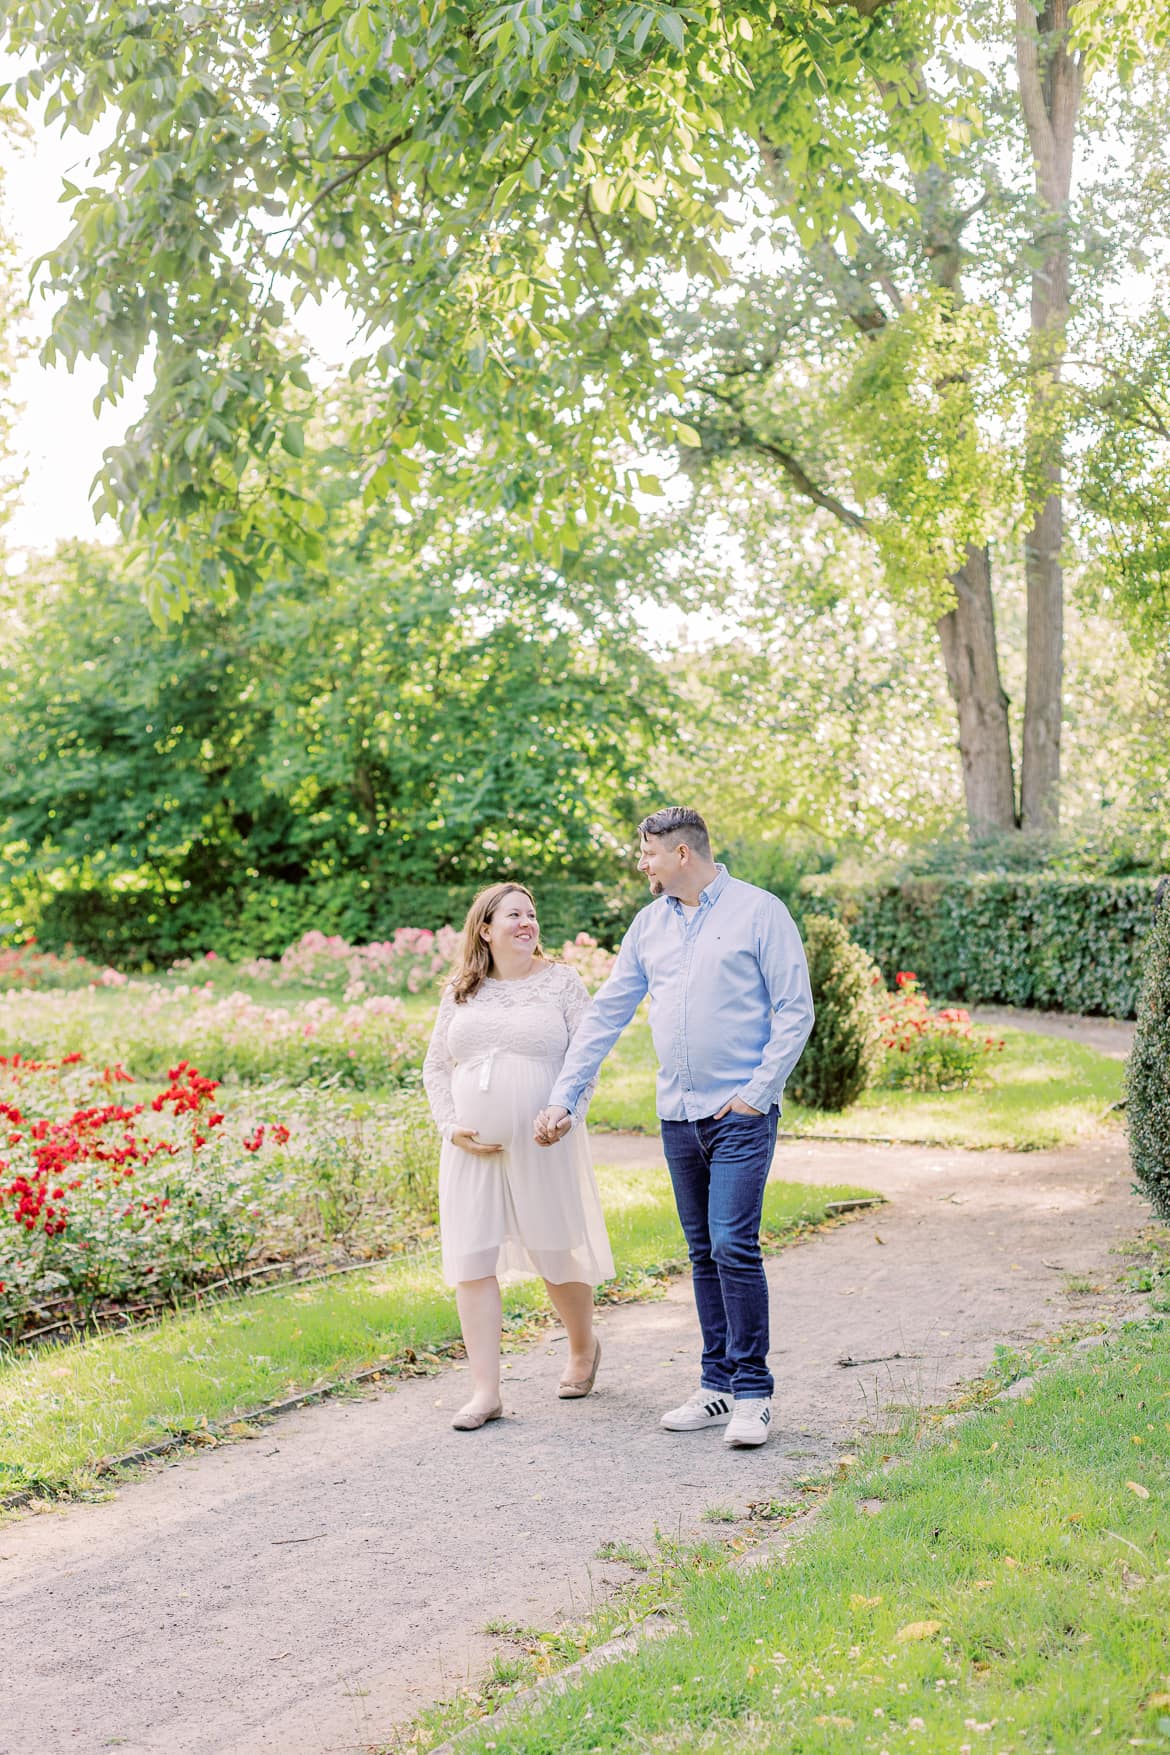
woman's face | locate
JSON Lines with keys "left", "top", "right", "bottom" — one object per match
{"left": 482, "top": 890, "right": 540, "bottom": 964}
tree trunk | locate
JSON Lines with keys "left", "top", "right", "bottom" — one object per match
{"left": 936, "top": 543, "right": 1019, "bottom": 836}
{"left": 1014, "top": 0, "right": 1083, "bottom": 831}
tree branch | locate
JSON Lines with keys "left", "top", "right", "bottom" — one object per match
{"left": 696, "top": 387, "right": 870, "bottom": 531}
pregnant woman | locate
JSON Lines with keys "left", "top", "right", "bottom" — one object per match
{"left": 423, "top": 883, "right": 614, "bottom": 1431}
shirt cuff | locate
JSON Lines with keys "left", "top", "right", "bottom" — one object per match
{"left": 547, "top": 1082, "right": 578, "bottom": 1117}
{"left": 738, "top": 1084, "right": 778, "bottom": 1115}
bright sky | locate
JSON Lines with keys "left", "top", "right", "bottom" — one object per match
{"left": 1, "top": 72, "right": 365, "bottom": 566}
{"left": 0, "top": 74, "right": 714, "bottom": 644}
{"left": 2, "top": 107, "right": 131, "bottom": 560}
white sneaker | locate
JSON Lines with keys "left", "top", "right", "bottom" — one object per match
{"left": 724, "top": 1397, "right": 773, "bottom": 1447}
{"left": 660, "top": 1388, "right": 733, "bottom": 1431}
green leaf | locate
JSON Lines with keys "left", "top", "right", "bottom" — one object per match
{"left": 590, "top": 175, "right": 614, "bottom": 215}
{"left": 281, "top": 421, "right": 305, "bottom": 458}
{"left": 658, "top": 12, "right": 686, "bottom": 52}
{"left": 675, "top": 421, "right": 702, "bottom": 447}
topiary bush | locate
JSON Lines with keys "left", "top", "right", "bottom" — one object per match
{"left": 789, "top": 915, "right": 883, "bottom": 1112}
{"left": 1127, "top": 890, "right": 1170, "bottom": 1223}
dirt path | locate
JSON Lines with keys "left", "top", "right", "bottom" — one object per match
{"left": 968, "top": 1006, "right": 1135, "bottom": 1060}
{"left": 0, "top": 1133, "right": 1149, "bottom": 1755}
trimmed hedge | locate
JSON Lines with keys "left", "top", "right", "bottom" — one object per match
{"left": 799, "top": 873, "right": 1164, "bottom": 1018}
{"left": 11, "top": 876, "right": 644, "bottom": 967}
{"left": 1127, "top": 893, "right": 1170, "bottom": 1221}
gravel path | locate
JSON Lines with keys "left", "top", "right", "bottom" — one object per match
{"left": 968, "top": 1006, "right": 1135, "bottom": 1060}
{"left": 0, "top": 1131, "right": 1148, "bottom": 1755}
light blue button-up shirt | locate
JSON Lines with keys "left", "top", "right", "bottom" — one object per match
{"left": 548, "top": 865, "right": 815, "bottom": 1123}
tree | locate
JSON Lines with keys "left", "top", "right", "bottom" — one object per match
{"left": 0, "top": 121, "right": 25, "bottom": 546}
{"left": 0, "top": 0, "right": 953, "bottom": 612}
{"left": 653, "top": 537, "right": 962, "bottom": 863}
{"left": 2, "top": 0, "right": 1167, "bottom": 838}
{"left": 662, "top": 0, "right": 1170, "bottom": 838}
{"left": 0, "top": 470, "right": 670, "bottom": 916}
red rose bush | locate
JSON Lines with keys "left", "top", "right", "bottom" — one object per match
{"left": 877, "top": 972, "right": 1004, "bottom": 1091}
{"left": 0, "top": 1054, "right": 294, "bottom": 1342}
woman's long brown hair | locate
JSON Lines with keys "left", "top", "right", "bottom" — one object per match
{"left": 449, "top": 883, "right": 545, "bottom": 1004}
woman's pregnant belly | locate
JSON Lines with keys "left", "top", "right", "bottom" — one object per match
{"left": 451, "top": 1062, "right": 517, "bottom": 1148}
{"left": 450, "top": 1054, "right": 557, "bottom": 1150}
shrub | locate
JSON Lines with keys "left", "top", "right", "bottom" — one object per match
{"left": 801, "top": 872, "right": 1161, "bottom": 1017}
{"left": 877, "top": 972, "right": 1004, "bottom": 1092}
{"left": 1127, "top": 895, "right": 1170, "bottom": 1223}
{"left": 788, "top": 916, "right": 882, "bottom": 1112}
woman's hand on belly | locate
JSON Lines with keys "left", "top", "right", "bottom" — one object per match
{"left": 451, "top": 1127, "right": 504, "bottom": 1156}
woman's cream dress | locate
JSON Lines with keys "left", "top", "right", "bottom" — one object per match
{"left": 422, "top": 961, "right": 615, "bottom": 1287}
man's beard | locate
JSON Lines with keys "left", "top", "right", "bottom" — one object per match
{"left": 647, "top": 877, "right": 665, "bottom": 896}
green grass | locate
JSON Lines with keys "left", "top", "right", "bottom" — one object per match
{"left": 432, "top": 1315, "right": 1170, "bottom": 1755}
{"left": 590, "top": 1019, "right": 1124, "bottom": 1149}
{"left": 0, "top": 1167, "right": 871, "bottom": 1501}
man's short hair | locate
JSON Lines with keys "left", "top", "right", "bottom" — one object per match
{"left": 638, "top": 805, "right": 712, "bottom": 859}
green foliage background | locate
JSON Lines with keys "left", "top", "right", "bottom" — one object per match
{"left": 786, "top": 913, "right": 882, "bottom": 1111}
{"left": 802, "top": 873, "right": 1160, "bottom": 1017}
{"left": 1126, "top": 893, "right": 1170, "bottom": 1217}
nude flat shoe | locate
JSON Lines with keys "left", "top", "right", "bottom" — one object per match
{"left": 558, "top": 1338, "right": 601, "bottom": 1400}
{"left": 452, "top": 1401, "right": 503, "bottom": 1431}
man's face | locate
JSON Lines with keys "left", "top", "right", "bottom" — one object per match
{"left": 637, "top": 833, "right": 684, "bottom": 897}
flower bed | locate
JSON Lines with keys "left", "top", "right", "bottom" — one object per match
{"left": 0, "top": 1053, "right": 441, "bottom": 1345}
{"left": 877, "top": 971, "right": 1004, "bottom": 1091}
{"left": 232, "top": 926, "right": 461, "bottom": 999}
{"left": 0, "top": 1054, "right": 295, "bottom": 1341}
{"left": 0, "top": 983, "right": 429, "bottom": 1089}
{"left": 0, "top": 942, "right": 127, "bottom": 993}
{"left": 230, "top": 926, "right": 619, "bottom": 998}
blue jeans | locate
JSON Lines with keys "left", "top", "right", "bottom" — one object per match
{"left": 660, "top": 1107, "right": 779, "bottom": 1400}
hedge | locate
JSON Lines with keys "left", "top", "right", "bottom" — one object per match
{"left": 7, "top": 876, "right": 644, "bottom": 967}
{"left": 799, "top": 873, "right": 1165, "bottom": 1018}
{"left": 1126, "top": 890, "right": 1170, "bottom": 1220}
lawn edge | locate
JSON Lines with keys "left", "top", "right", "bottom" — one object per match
{"left": 1, "top": 1196, "right": 877, "bottom": 1514}
{"left": 411, "top": 1314, "right": 1138, "bottom": 1755}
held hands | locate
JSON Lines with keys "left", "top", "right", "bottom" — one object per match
{"left": 713, "top": 1097, "right": 765, "bottom": 1120}
{"left": 451, "top": 1128, "right": 503, "bottom": 1156}
{"left": 533, "top": 1106, "right": 572, "bottom": 1146}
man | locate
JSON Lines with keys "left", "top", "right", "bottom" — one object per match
{"left": 535, "top": 806, "right": 814, "bottom": 1448}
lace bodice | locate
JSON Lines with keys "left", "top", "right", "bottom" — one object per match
{"left": 423, "top": 960, "right": 596, "bottom": 1140}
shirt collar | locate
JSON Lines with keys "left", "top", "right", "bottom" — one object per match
{"left": 667, "top": 863, "right": 730, "bottom": 913}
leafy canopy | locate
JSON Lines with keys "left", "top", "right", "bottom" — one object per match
{"left": 0, "top": 0, "right": 966, "bottom": 612}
